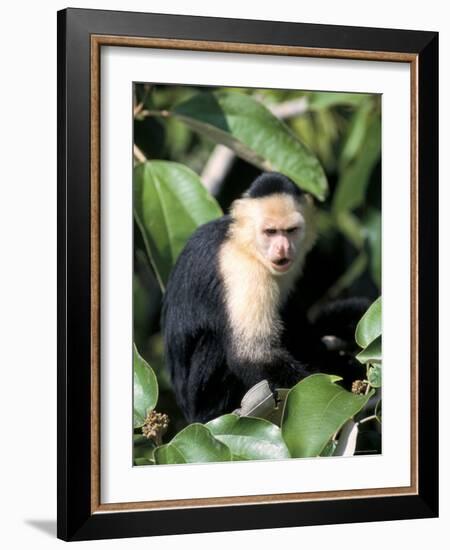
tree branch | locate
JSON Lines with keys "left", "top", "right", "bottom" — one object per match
{"left": 134, "top": 144, "right": 147, "bottom": 164}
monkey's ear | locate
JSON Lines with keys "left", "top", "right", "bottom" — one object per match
{"left": 230, "top": 197, "right": 252, "bottom": 220}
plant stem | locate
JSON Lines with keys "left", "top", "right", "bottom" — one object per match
{"left": 359, "top": 414, "right": 377, "bottom": 425}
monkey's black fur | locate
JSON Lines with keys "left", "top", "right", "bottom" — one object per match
{"left": 246, "top": 172, "right": 303, "bottom": 199}
{"left": 162, "top": 217, "right": 241, "bottom": 423}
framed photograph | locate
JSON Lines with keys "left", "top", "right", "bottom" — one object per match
{"left": 57, "top": 8, "right": 438, "bottom": 541}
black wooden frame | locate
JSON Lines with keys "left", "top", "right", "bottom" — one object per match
{"left": 57, "top": 7, "right": 438, "bottom": 541}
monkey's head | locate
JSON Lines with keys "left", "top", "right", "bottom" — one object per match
{"left": 230, "top": 173, "right": 317, "bottom": 277}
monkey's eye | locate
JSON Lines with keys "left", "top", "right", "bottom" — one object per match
{"left": 286, "top": 227, "right": 300, "bottom": 234}
{"left": 264, "top": 228, "right": 277, "bottom": 236}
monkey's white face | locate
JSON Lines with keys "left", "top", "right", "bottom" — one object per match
{"left": 257, "top": 223, "right": 303, "bottom": 274}
{"left": 256, "top": 221, "right": 304, "bottom": 275}
{"left": 230, "top": 192, "right": 315, "bottom": 278}
{"left": 252, "top": 195, "right": 306, "bottom": 276}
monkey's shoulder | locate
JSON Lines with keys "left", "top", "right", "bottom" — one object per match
{"left": 164, "top": 216, "right": 231, "bottom": 307}
{"left": 186, "top": 215, "right": 232, "bottom": 252}
{"left": 172, "top": 215, "right": 232, "bottom": 271}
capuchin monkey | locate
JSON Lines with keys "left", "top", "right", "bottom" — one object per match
{"left": 162, "top": 172, "right": 366, "bottom": 423}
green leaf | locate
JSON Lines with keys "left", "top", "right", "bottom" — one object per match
{"left": 332, "top": 112, "right": 381, "bottom": 213}
{"left": 375, "top": 399, "right": 382, "bottom": 423}
{"left": 356, "top": 336, "right": 382, "bottom": 366}
{"left": 355, "top": 297, "right": 382, "bottom": 348}
{"left": 133, "top": 344, "right": 158, "bottom": 429}
{"left": 367, "top": 364, "right": 382, "bottom": 387}
{"left": 134, "top": 458, "right": 155, "bottom": 466}
{"left": 320, "top": 440, "right": 337, "bottom": 457}
{"left": 134, "top": 160, "right": 222, "bottom": 289}
{"left": 172, "top": 91, "right": 328, "bottom": 200}
{"left": 164, "top": 117, "right": 193, "bottom": 158}
{"left": 133, "top": 434, "right": 157, "bottom": 462}
{"left": 154, "top": 424, "right": 232, "bottom": 464}
{"left": 206, "top": 414, "right": 290, "bottom": 461}
{"left": 154, "top": 445, "right": 185, "bottom": 464}
{"left": 281, "top": 374, "right": 373, "bottom": 458}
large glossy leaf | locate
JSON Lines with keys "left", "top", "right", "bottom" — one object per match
{"left": 133, "top": 344, "right": 158, "bottom": 429}
{"left": 172, "top": 91, "right": 328, "bottom": 200}
{"left": 332, "top": 112, "right": 381, "bottom": 213}
{"left": 356, "top": 336, "right": 382, "bottom": 366}
{"left": 206, "top": 414, "right": 290, "bottom": 461}
{"left": 355, "top": 297, "right": 382, "bottom": 348}
{"left": 134, "top": 161, "right": 222, "bottom": 288}
{"left": 154, "top": 445, "right": 185, "bottom": 464}
{"left": 154, "top": 424, "right": 232, "bottom": 464}
{"left": 281, "top": 374, "right": 373, "bottom": 458}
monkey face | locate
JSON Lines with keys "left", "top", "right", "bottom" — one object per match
{"left": 253, "top": 195, "right": 306, "bottom": 275}
{"left": 257, "top": 222, "right": 304, "bottom": 275}
{"left": 230, "top": 188, "right": 316, "bottom": 278}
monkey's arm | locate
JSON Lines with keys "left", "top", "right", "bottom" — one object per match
{"left": 312, "top": 297, "right": 371, "bottom": 342}
{"left": 227, "top": 348, "right": 309, "bottom": 391}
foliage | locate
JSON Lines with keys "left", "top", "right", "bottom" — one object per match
{"left": 172, "top": 90, "right": 328, "bottom": 200}
{"left": 132, "top": 84, "right": 382, "bottom": 464}
{"left": 355, "top": 297, "right": 383, "bottom": 396}
{"left": 133, "top": 290, "right": 381, "bottom": 463}
{"left": 133, "top": 344, "right": 158, "bottom": 429}
{"left": 132, "top": 297, "right": 382, "bottom": 463}
{"left": 282, "top": 374, "right": 373, "bottom": 458}
{"left": 206, "top": 414, "right": 290, "bottom": 461}
{"left": 134, "top": 161, "right": 222, "bottom": 289}
{"left": 155, "top": 424, "right": 232, "bottom": 465}
{"left": 355, "top": 297, "right": 382, "bottom": 348}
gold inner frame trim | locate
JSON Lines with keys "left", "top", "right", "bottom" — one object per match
{"left": 90, "top": 34, "right": 419, "bottom": 514}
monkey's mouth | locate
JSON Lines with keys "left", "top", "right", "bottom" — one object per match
{"left": 271, "top": 258, "right": 292, "bottom": 272}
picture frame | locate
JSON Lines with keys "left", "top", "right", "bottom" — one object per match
{"left": 57, "top": 7, "right": 438, "bottom": 541}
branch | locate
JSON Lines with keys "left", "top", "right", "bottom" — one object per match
{"left": 334, "top": 420, "right": 358, "bottom": 456}
{"left": 200, "top": 145, "right": 236, "bottom": 195}
{"left": 270, "top": 97, "right": 309, "bottom": 119}
{"left": 134, "top": 144, "right": 147, "bottom": 164}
